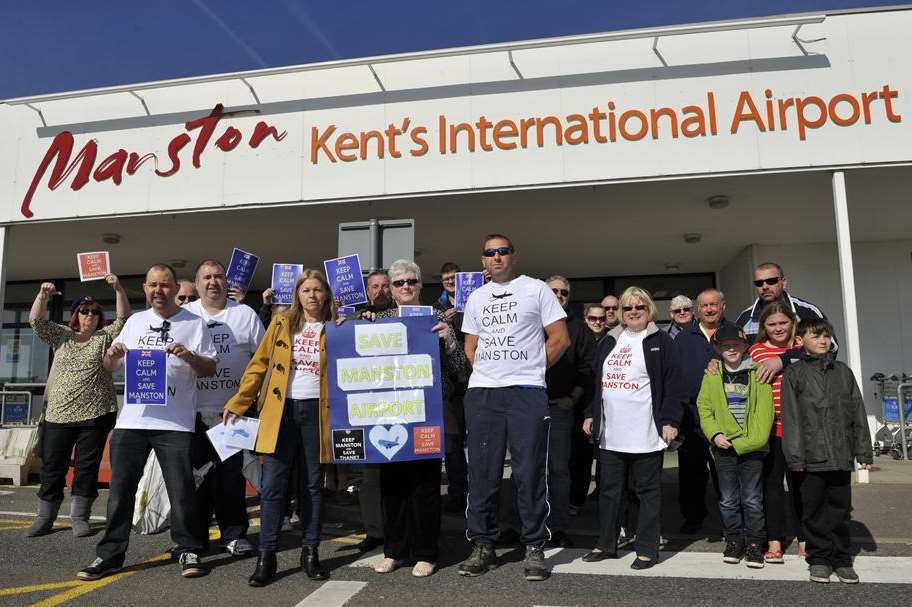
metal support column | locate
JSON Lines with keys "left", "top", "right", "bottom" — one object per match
{"left": 0, "top": 226, "right": 8, "bottom": 330}
{"left": 832, "top": 171, "right": 875, "bottom": 476}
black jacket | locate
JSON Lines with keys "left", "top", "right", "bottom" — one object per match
{"left": 546, "top": 318, "right": 595, "bottom": 406}
{"left": 736, "top": 292, "right": 837, "bottom": 358}
{"left": 780, "top": 353, "right": 872, "bottom": 472}
{"left": 585, "top": 323, "right": 685, "bottom": 443}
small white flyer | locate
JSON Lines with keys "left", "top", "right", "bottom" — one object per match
{"left": 206, "top": 424, "right": 242, "bottom": 462}
{"left": 223, "top": 416, "right": 260, "bottom": 450}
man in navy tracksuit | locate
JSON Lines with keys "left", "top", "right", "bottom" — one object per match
{"left": 458, "top": 234, "right": 570, "bottom": 582}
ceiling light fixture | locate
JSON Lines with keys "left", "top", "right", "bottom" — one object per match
{"left": 683, "top": 233, "right": 702, "bottom": 244}
{"left": 101, "top": 233, "right": 121, "bottom": 244}
{"left": 707, "top": 195, "right": 730, "bottom": 209}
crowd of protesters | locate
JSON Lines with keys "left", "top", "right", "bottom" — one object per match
{"left": 24, "top": 235, "right": 872, "bottom": 586}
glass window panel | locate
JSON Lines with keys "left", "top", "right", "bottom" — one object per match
{"left": 0, "top": 326, "right": 50, "bottom": 384}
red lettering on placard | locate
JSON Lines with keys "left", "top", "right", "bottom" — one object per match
{"left": 20, "top": 103, "right": 287, "bottom": 219}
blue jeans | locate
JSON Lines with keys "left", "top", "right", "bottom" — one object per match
{"left": 259, "top": 399, "right": 324, "bottom": 551}
{"left": 714, "top": 447, "right": 765, "bottom": 541}
{"left": 97, "top": 429, "right": 202, "bottom": 563}
{"left": 546, "top": 403, "right": 573, "bottom": 533}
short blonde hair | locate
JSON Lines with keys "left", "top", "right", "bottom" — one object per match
{"left": 618, "top": 286, "right": 657, "bottom": 323}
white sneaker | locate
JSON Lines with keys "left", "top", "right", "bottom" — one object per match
{"left": 224, "top": 538, "right": 255, "bottom": 556}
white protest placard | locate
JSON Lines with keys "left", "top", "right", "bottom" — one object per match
{"left": 77, "top": 251, "right": 111, "bottom": 282}
{"left": 223, "top": 416, "right": 260, "bottom": 450}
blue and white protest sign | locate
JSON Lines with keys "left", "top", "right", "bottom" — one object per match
{"left": 398, "top": 305, "right": 434, "bottom": 317}
{"left": 323, "top": 254, "right": 368, "bottom": 307}
{"left": 125, "top": 349, "right": 167, "bottom": 406}
{"left": 226, "top": 248, "right": 259, "bottom": 291}
{"left": 326, "top": 316, "right": 444, "bottom": 463}
{"left": 271, "top": 263, "right": 303, "bottom": 305}
{"left": 337, "top": 305, "right": 356, "bottom": 318}
{"left": 455, "top": 272, "right": 484, "bottom": 312}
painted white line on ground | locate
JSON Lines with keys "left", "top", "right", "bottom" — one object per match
{"left": 0, "top": 491, "right": 12, "bottom": 496}
{"left": 0, "top": 510, "right": 106, "bottom": 521}
{"left": 545, "top": 548, "right": 912, "bottom": 584}
{"left": 293, "top": 581, "right": 367, "bottom": 607}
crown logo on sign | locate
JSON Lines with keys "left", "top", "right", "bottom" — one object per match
{"left": 141, "top": 351, "right": 152, "bottom": 356}
{"left": 619, "top": 346, "right": 632, "bottom": 354}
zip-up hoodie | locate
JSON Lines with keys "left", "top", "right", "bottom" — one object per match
{"left": 585, "top": 322, "right": 685, "bottom": 445}
{"left": 696, "top": 358, "right": 775, "bottom": 456}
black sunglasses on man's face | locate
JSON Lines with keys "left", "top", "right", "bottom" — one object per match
{"left": 753, "top": 277, "right": 781, "bottom": 287}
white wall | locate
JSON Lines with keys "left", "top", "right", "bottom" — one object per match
{"left": 722, "top": 239, "right": 912, "bottom": 417}
{"left": 718, "top": 244, "right": 756, "bottom": 317}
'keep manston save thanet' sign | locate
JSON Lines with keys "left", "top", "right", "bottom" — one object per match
{"left": 7, "top": 12, "right": 912, "bottom": 223}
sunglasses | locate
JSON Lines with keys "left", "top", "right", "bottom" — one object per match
{"left": 391, "top": 278, "right": 420, "bottom": 288}
{"left": 753, "top": 277, "right": 781, "bottom": 287}
{"left": 671, "top": 307, "right": 692, "bottom": 314}
{"left": 176, "top": 295, "right": 199, "bottom": 302}
{"left": 622, "top": 304, "right": 647, "bottom": 312}
{"left": 603, "top": 305, "right": 618, "bottom": 311}
{"left": 551, "top": 288, "right": 569, "bottom": 297}
{"left": 482, "top": 247, "right": 513, "bottom": 257}
{"left": 586, "top": 315, "right": 606, "bottom": 322}
{"left": 77, "top": 308, "right": 101, "bottom": 316}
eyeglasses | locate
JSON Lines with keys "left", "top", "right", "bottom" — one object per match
{"left": 176, "top": 295, "right": 199, "bottom": 302}
{"left": 391, "top": 278, "right": 420, "bottom": 288}
{"left": 551, "top": 288, "right": 569, "bottom": 297}
{"left": 621, "top": 304, "right": 647, "bottom": 312}
{"left": 753, "top": 277, "right": 781, "bottom": 287}
{"left": 482, "top": 247, "right": 513, "bottom": 257}
{"left": 604, "top": 305, "right": 618, "bottom": 311}
{"left": 77, "top": 308, "right": 101, "bottom": 316}
{"left": 586, "top": 315, "right": 606, "bottom": 323}
{"left": 671, "top": 307, "right": 692, "bottom": 315}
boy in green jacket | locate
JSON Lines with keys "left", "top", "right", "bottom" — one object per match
{"left": 697, "top": 325, "right": 774, "bottom": 568}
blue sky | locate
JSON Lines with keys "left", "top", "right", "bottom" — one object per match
{"left": 1, "top": 1, "right": 907, "bottom": 98}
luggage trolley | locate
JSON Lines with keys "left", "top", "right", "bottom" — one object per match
{"left": 869, "top": 373, "right": 912, "bottom": 460}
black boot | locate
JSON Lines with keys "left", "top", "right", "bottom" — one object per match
{"left": 248, "top": 551, "right": 277, "bottom": 587}
{"left": 301, "top": 546, "right": 329, "bottom": 580}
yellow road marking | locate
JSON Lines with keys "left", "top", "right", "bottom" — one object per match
{"left": 0, "top": 581, "right": 82, "bottom": 596}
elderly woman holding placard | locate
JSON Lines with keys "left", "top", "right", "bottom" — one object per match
{"left": 28, "top": 275, "right": 130, "bottom": 538}
{"left": 362, "top": 259, "right": 466, "bottom": 577}
{"left": 224, "top": 269, "right": 334, "bottom": 587}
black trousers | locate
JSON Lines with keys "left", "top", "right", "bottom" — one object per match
{"left": 97, "top": 429, "right": 203, "bottom": 562}
{"left": 358, "top": 464, "right": 384, "bottom": 538}
{"left": 763, "top": 435, "right": 804, "bottom": 543}
{"left": 380, "top": 459, "right": 441, "bottom": 562}
{"left": 465, "top": 387, "right": 551, "bottom": 547}
{"left": 191, "top": 414, "right": 249, "bottom": 546}
{"left": 569, "top": 410, "right": 594, "bottom": 508}
{"left": 596, "top": 449, "right": 664, "bottom": 560}
{"left": 677, "top": 424, "right": 719, "bottom": 524}
{"left": 37, "top": 413, "right": 116, "bottom": 502}
{"left": 793, "top": 470, "right": 853, "bottom": 567}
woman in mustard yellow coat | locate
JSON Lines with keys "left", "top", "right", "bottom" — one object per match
{"left": 224, "top": 269, "right": 334, "bottom": 587}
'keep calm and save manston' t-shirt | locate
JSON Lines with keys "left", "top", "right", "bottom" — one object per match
{"left": 289, "top": 322, "right": 323, "bottom": 399}
{"left": 114, "top": 307, "right": 217, "bottom": 432}
{"left": 185, "top": 299, "right": 265, "bottom": 415}
{"left": 599, "top": 328, "right": 666, "bottom": 453}
{"left": 461, "top": 275, "right": 566, "bottom": 389}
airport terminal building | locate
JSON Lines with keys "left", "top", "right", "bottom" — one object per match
{"left": 2, "top": 6, "right": 912, "bottom": 424}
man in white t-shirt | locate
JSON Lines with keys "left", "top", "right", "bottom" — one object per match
{"left": 458, "top": 234, "right": 570, "bottom": 582}
{"left": 186, "top": 259, "right": 265, "bottom": 557}
{"left": 78, "top": 264, "right": 217, "bottom": 582}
